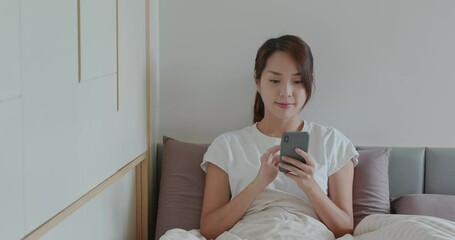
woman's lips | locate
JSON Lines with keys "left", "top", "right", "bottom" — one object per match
{"left": 276, "top": 102, "right": 294, "bottom": 109}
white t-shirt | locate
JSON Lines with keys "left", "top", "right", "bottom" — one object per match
{"left": 201, "top": 120, "right": 359, "bottom": 205}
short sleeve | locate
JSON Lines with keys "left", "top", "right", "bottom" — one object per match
{"left": 326, "top": 129, "right": 359, "bottom": 176}
{"left": 200, "top": 134, "right": 232, "bottom": 174}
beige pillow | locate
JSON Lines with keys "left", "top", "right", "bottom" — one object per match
{"left": 154, "top": 136, "right": 209, "bottom": 239}
{"left": 353, "top": 148, "right": 392, "bottom": 227}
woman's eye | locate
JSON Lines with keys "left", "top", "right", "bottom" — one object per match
{"left": 270, "top": 80, "right": 280, "bottom": 83}
{"left": 294, "top": 80, "right": 304, "bottom": 84}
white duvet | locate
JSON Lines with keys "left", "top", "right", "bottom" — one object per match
{"left": 160, "top": 191, "right": 455, "bottom": 240}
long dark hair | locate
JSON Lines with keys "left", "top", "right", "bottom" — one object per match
{"left": 253, "top": 35, "right": 314, "bottom": 123}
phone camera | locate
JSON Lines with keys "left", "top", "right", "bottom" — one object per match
{"left": 284, "top": 135, "right": 289, "bottom": 142}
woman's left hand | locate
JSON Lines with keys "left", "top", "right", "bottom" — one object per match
{"left": 279, "top": 148, "right": 318, "bottom": 190}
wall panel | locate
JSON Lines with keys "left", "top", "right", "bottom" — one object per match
{"left": 21, "top": 0, "right": 81, "bottom": 232}
{"left": 19, "top": 0, "right": 147, "bottom": 236}
{"left": 116, "top": 0, "right": 147, "bottom": 165}
{"left": 41, "top": 171, "right": 135, "bottom": 240}
{"left": 77, "top": 75, "right": 120, "bottom": 191}
{"left": 0, "top": 0, "right": 21, "bottom": 101}
{"left": 0, "top": 0, "right": 147, "bottom": 238}
{"left": 0, "top": 1, "right": 24, "bottom": 238}
{"left": 0, "top": 99, "right": 24, "bottom": 240}
{"left": 79, "top": 0, "right": 117, "bottom": 81}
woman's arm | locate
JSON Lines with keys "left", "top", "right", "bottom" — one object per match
{"left": 200, "top": 146, "right": 281, "bottom": 239}
{"left": 199, "top": 163, "right": 262, "bottom": 239}
{"left": 280, "top": 149, "right": 355, "bottom": 238}
{"left": 305, "top": 161, "right": 354, "bottom": 237}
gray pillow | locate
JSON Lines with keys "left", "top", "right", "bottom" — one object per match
{"left": 154, "top": 136, "right": 209, "bottom": 239}
{"left": 353, "top": 148, "right": 392, "bottom": 227}
{"left": 391, "top": 194, "right": 455, "bottom": 222}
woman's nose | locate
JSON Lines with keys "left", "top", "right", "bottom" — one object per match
{"left": 280, "top": 83, "right": 292, "bottom": 97}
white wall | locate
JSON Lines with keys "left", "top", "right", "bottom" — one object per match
{"left": 0, "top": 0, "right": 147, "bottom": 239}
{"left": 159, "top": 0, "right": 455, "bottom": 147}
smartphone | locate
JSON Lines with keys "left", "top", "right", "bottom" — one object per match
{"left": 279, "top": 131, "right": 310, "bottom": 173}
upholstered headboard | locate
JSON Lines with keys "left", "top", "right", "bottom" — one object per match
{"left": 151, "top": 144, "right": 455, "bottom": 238}
{"left": 356, "top": 147, "right": 455, "bottom": 198}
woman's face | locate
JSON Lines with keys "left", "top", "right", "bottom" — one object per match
{"left": 256, "top": 51, "right": 307, "bottom": 122}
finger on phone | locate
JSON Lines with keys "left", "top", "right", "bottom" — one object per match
{"left": 295, "top": 148, "right": 315, "bottom": 166}
{"left": 267, "top": 145, "right": 281, "bottom": 154}
{"left": 281, "top": 156, "right": 303, "bottom": 169}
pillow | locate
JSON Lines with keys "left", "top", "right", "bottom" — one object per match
{"left": 391, "top": 194, "right": 455, "bottom": 222}
{"left": 154, "top": 136, "right": 209, "bottom": 239}
{"left": 353, "top": 148, "right": 391, "bottom": 227}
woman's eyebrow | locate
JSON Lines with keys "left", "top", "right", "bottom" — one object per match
{"left": 267, "top": 70, "right": 282, "bottom": 76}
{"left": 267, "top": 70, "right": 300, "bottom": 76}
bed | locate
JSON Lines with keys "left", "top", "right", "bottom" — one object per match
{"left": 151, "top": 137, "right": 455, "bottom": 239}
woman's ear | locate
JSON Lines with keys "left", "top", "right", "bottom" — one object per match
{"left": 254, "top": 72, "right": 261, "bottom": 93}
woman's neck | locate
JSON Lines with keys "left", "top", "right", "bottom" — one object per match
{"left": 257, "top": 117, "right": 304, "bottom": 138}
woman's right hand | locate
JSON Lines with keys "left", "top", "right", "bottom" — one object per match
{"left": 254, "top": 145, "right": 281, "bottom": 189}
{"left": 201, "top": 147, "right": 281, "bottom": 239}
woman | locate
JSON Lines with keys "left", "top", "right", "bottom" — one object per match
{"left": 199, "top": 35, "right": 359, "bottom": 239}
